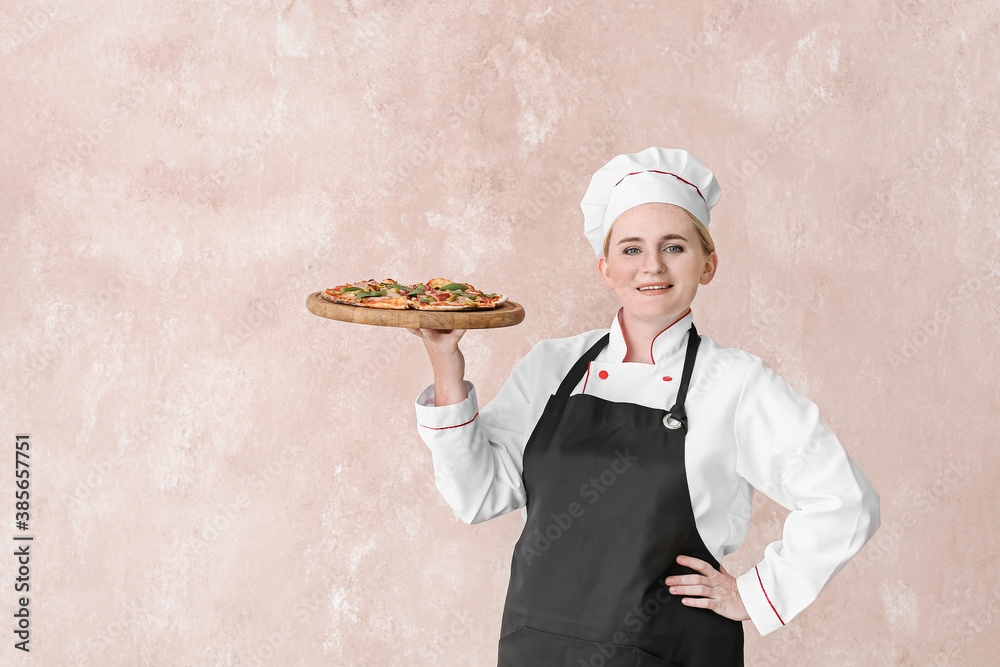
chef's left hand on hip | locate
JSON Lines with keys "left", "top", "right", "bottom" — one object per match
{"left": 665, "top": 555, "right": 751, "bottom": 622}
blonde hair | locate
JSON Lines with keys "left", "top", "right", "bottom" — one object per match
{"left": 602, "top": 206, "right": 715, "bottom": 257}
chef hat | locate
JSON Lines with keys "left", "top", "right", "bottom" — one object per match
{"left": 581, "top": 147, "right": 721, "bottom": 257}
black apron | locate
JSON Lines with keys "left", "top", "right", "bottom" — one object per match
{"left": 498, "top": 324, "right": 744, "bottom": 667}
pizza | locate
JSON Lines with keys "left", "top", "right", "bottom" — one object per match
{"left": 321, "top": 278, "right": 508, "bottom": 310}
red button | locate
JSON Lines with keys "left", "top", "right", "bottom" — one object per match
{"left": 663, "top": 376, "right": 672, "bottom": 381}
{"left": 599, "top": 370, "right": 609, "bottom": 379}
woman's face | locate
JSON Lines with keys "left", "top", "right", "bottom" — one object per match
{"left": 598, "top": 203, "right": 717, "bottom": 325}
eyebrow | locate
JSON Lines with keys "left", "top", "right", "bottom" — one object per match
{"left": 616, "top": 234, "right": 688, "bottom": 245}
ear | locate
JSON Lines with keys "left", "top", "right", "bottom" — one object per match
{"left": 598, "top": 255, "right": 615, "bottom": 289}
{"left": 699, "top": 251, "right": 718, "bottom": 285}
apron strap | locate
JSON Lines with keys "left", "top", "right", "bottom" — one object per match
{"left": 665, "top": 323, "right": 701, "bottom": 433}
{"left": 554, "top": 333, "right": 610, "bottom": 400}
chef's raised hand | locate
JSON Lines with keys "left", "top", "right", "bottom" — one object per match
{"left": 665, "top": 555, "right": 750, "bottom": 622}
{"left": 407, "top": 328, "right": 469, "bottom": 406}
{"left": 406, "top": 327, "right": 467, "bottom": 346}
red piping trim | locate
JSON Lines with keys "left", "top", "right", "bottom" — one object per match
{"left": 419, "top": 413, "right": 478, "bottom": 430}
{"left": 617, "top": 308, "right": 629, "bottom": 363}
{"left": 647, "top": 308, "right": 692, "bottom": 363}
{"left": 581, "top": 363, "right": 593, "bottom": 395}
{"left": 755, "top": 566, "right": 785, "bottom": 625}
{"left": 612, "top": 169, "right": 707, "bottom": 202}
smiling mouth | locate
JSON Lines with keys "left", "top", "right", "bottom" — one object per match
{"left": 637, "top": 285, "right": 672, "bottom": 292}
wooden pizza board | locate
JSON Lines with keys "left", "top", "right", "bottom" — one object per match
{"left": 306, "top": 292, "right": 525, "bottom": 330}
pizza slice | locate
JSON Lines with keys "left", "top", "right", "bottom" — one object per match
{"left": 321, "top": 278, "right": 377, "bottom": 305}
{"left": 321, "top": 278, "right": 410, "bottom": 309}
{"left": 406, "top": 278, "right": 507, "bottom": 310}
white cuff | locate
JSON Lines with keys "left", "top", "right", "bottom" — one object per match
{"left": 736, "top": 562, "right": 786, "bottom": 636}
{"left": 414, "top": 381, "right": 479, "bottom": 434}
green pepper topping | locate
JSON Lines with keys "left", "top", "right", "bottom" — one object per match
{"left": 418, "top": 296, "right": 432, "bottom": 303}
{"left": 342, "top": 286, "right": 363, "bottom": 292}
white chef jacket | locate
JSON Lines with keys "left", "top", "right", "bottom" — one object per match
{"left": 413, "top": 308, "right": 880, "bottom": 637}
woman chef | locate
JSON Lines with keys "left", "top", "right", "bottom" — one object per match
{"left": 407, "top": 147, "right": 880, "bottom": 666}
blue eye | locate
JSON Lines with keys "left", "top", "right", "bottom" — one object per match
{"left": 664, "top": 245, "right": 683, "bottom": 253}
{"left": 623, "top": 247, "right": 640, "bottom": 255}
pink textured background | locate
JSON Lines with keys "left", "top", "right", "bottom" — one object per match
{"left": 2, "top": 0, "right": 999, "bottom": 664}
